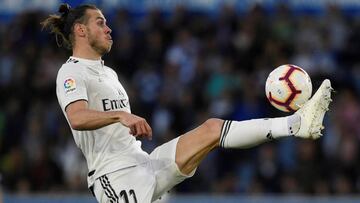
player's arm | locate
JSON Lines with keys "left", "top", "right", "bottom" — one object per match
{"left": 66, "top": 100, "right": 152, "bottom": 139}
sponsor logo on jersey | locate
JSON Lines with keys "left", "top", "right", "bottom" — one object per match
{"left": 102, "top": 98, "right": 128, "bottom": 111}
{"left": 101, "top": 89, "right": 128, "bottom": 111}
{"left": 64, "top": 78, "right": 76, "bottom": 94}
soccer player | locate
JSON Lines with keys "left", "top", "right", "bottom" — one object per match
{"left": 42, "top": 4, "right": 333, "bottom": 203}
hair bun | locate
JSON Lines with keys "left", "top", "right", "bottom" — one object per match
{"left": 58, "top": 3, "right": 71, "bottom": 15}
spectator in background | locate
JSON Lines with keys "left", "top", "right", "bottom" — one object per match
{"left": 0, "top": 174, "right": 3, "bottom": 203}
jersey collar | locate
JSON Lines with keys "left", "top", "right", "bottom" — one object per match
{"left": 70, "top": 56, "right": 104, "bottom": 67}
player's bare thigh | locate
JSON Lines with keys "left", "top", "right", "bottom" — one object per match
{"left": 175, "top": 118, "right": 224, "bottom": 175}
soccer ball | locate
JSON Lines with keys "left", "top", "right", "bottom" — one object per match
{"left": 265, "top": 64, "right": 312, "bottom": 112}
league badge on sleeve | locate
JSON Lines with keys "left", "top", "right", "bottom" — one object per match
{"left": 64, "top": 78, "right": 77, "bottom": 94}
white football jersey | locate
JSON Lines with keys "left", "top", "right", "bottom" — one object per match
{"left": 56, "top": 56, "right": 149, "bottom": 187}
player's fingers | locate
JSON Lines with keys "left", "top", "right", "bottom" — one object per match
{"left": 144, "top": 122, "right": 152, "bottom": 140}
{"left": 135, "top": 123, "right": 143, "bottom": 137}
{"left": 140, "top": 121, "right": 151, "bottom": 137}
{"left": 140, "top": 123, "right": 147, "bottom": 137}
{"left": 129, "top": 125, "right": 136, "bottom": 135}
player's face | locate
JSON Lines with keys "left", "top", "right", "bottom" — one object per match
{"left": 85, "top": 9, "right": 113, "bottom": 56}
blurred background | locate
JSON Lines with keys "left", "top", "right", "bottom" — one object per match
{"left": 0, "top": 0, "right": 360, "bottom": 202}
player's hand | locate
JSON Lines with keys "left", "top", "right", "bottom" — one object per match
{"left": 118, "top": 111, "right": 152, "bottom": 140}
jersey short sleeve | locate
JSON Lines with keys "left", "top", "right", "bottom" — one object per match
{"left": 56, "top": 64, "right": 88, "bottom": 111}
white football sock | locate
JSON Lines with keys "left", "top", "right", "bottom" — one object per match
{"left": 220, "top": 114, "right": 300, "bottom": 149}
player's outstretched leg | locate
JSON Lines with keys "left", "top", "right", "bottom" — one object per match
{"left": 294, "top": 79, "right": 333, "bottom": 139}
{"left": 175, "top": 79, "right": 333, "bottom": 175}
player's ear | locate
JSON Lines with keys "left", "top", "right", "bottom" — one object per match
{"left": 74, "top": 23, "right": 86, "bottom": 37}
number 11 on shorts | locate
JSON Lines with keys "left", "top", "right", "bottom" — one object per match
{"left": 119, "top": 189, "right": 137, "bottom": 203}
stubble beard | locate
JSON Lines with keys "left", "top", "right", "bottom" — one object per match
{"left": 88, "top": 33, "right": 112, "bottom": 56}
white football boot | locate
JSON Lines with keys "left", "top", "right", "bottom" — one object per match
{"left": 294, "top": 79, "right": 333, "bottom": 139}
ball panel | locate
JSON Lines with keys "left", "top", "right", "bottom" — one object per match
{"left": 268, "top": 92, "right": 295, "bottom": 112}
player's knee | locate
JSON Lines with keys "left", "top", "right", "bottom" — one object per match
{"left": 202, "top": 118, "right": 223, "bottom": 140}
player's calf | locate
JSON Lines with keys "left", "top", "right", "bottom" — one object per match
{"left": 175, "top": 118, "right": 223, "bottom": 174}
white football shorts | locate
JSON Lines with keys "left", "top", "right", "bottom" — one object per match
{"left": 92, "top": 137, "right": 195, "bottom": 203}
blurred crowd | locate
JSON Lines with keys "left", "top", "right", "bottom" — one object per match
{"left": 0, "top": 3, "right": 360, "bottom": 196}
